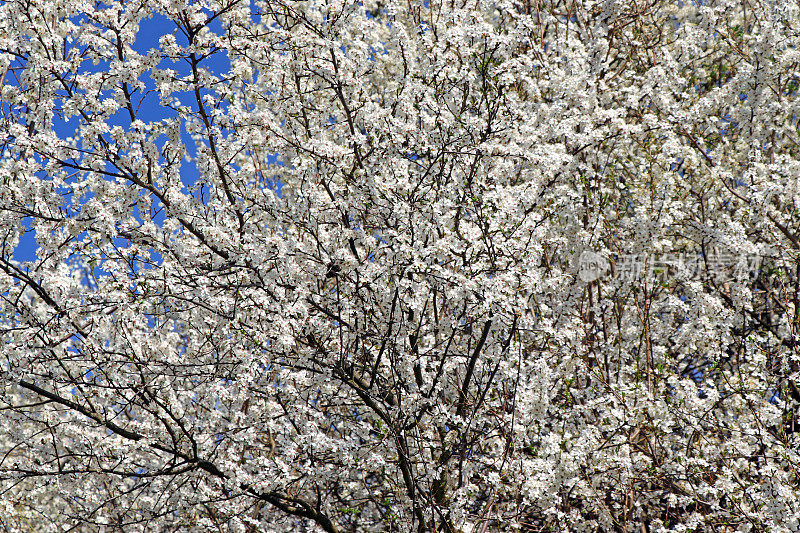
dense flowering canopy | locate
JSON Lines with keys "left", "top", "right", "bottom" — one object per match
{"left": 1, "top": 0, "right": 800, "bottom": 530}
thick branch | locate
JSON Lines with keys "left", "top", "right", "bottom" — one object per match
{"left": 456, "top": 318, "right": 493, "bottom": 418}
{"left": 17, "top": 380, "right": 338, "bottom": 533}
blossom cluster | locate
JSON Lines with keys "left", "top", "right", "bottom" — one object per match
{"left": 0, "top": 0, "right": 799, "bottom": 531}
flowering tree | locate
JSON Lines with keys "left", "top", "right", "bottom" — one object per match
{"left": 1, "top": 0, "right": 799, "bottom": 530}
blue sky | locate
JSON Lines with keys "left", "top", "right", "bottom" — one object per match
{"left": 11, "top": 10, "right": 257, "bottom": 264}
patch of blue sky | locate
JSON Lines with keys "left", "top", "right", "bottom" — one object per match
{"left": 767, "top": 389, "right": 780, "bottom": 405}
{"left": 11, "top": 7, "right": 292, "bottom": 269}
{"left": 12, "top": 218, "right": 38, "bottom": 263}
{"left": 669, "top": 158, "right": 685, "bottom": 178}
